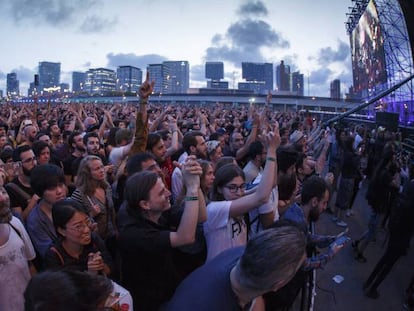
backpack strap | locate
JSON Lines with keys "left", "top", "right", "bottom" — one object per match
{"left": 9, "top": 222, "right": 23, "bottom": 240}
{"left": 49, "top": 246, "right": 65, "bottom": 266}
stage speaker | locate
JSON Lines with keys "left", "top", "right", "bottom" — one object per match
{"left": 376, "top": 112, "right": 399, "bottom": 131}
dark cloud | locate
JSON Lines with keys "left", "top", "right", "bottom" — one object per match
{"left": 315, "top": 40, "right": 350, "bottom": 65}
{"left": 11, "top": 66, "right": 36, "bottom": 84}
{"left": 228, "top": 19, "right": 288, "bottom": 48}
{"left": 205, "top": 19, "right": 289, "bottom": 66}
{"left": 106, "top": 53, "right": 168, "bottom": 70}
{"left": 237, "top": 1, "right": 268, "bottom": 17}
{"left": 204, "top": 1, "right": 289, "bottom": 67}
{"left": 309, "top": 67, "right": 333, "bottom": 85}
{"left": 79, "top": 15, "right": 118, "bottom": 33}
{"left": 0, "top": 0, "right": 117, "bottom": 33}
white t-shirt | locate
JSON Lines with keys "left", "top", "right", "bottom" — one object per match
{"left": 204, "top": 200, "right": 247, "bottom": 262}
{"left": 248, "top": 173, "right": 279, "bottom": 236}
{"left": 0, "top": 216, "right": 36, "bottom": 311}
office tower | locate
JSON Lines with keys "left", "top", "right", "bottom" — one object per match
{"left": 291, "top": 71, "right": 304, "bottom": 96}
{"left": 276, "top": 60, "right": 290, "bottom": 92}
{"left": 117, "top": 66, "right": 142, "bottom": 93}
{"left": 6, "top": 72, "right": 19, "bottom": 98}
{"left": 205, "top": 62, "right": 228, "bottom": 89}
{"left": 72, "top": 72, "right": 86, "bottom": 93}
{"left": 205, "top": 62, "right": 224, "bottom": 80}
{"left": 147, "top": 64, "right": 164, "bottom": 93}
{"left": 38, "top": 61, "right": 61, "bottom": 93}
{"left": 84, "top": 68, "right": 116, "bottom": 95}
{"left": 207, "top": 81, "right": 229, "bottom": 89}
{"left": 330, "top": 79, "right": 341, "bottom": 99}
{"left": 163, "top": 61, "right": 189, "bottom": 94}
{"left": 241, "top": 62, "right": 273, "bottom": 94}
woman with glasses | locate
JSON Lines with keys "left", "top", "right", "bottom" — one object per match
{"left": 44, "top": 198, "right": 113, "bottom": 276}
{"left": 204, "top": 128, "right": 281, "bottom": 261}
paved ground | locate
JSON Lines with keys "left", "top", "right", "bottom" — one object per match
{"left": 312, "top": 180, "right": 414, "bottom": 311}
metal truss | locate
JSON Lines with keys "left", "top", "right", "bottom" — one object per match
{"left": 375, "top": 0, "right": 413, "bottom": 110}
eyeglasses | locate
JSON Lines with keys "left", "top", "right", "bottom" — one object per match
{"left": 67, "top": 217, "right": 95, "bottom": 232}
{"left": 224, "top": 183, "right": 246, "bottom": 193}
{"left": 21, "top": 156, "right": 37, "bottom": 164}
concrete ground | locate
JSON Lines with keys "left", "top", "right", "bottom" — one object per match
{"left": 311, "top": 181, "right": 414, "bottom": 311}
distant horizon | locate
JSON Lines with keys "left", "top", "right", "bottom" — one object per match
{"left": 0, "top": 1, "right": 355, "bottom": 97}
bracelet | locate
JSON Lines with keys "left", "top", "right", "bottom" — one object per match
{"left": 185, "top": 196, "right": 199, "bottom": 201}
{"left": 266, "top": 156, "right": 276, "bottom": 162}
{"left": 139, "top": 98, "right": 148, "bottom": 105}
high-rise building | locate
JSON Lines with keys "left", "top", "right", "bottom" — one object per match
{"left": 38, "top": 61, "right": 61, "bottom": 93}
{"left": 207, "top": 81, "right": 229, "bottom": 89}
{"left": 6, "top": 72, "right": 19, "bottom": 98}
{"left": 163, "top": 61, "right": 189, "bottom": 94}
{"left": 147, "top": 64, "right": 164, "bottom": 94}
{"left": 205, "top": 62, "right": 224, "bottom": 80}
{"left": 117, "top": 66, "right": 142, "bottom": 93}
{"left": 84, "top": 68, "right": 116, "bottom": 95}
{"left": 276, "top": 61, "right": 290, "bottom": 92}
{"left": 330, "top": 79, "right": 341, "bottom": 99}
{"left": 241, "top": 62, "right": 273, "bottom": 94}
{"left": 291, "top": 71, "right": 304, "bottom": 96}
{"left": 72, "top": 72, "right": 86, "bottom": 93}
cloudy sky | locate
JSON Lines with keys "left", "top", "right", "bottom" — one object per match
{"left": 0, "top": 0, "right": 354, "bottom": 97}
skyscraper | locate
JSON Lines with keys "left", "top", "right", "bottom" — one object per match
{"left": 6, "top": 72, "right": 19, "bottom": 98}
{"left": 147, "top": 64, "right": 163, "bottom": 94}
{"left": 72, "top": 72, "right": 86, "bottom": 93}
{"left": 163, "top": 61, "right": 189, "bottom": 94}
{"left": 205, "top": 62, "right": 224, "bottom": 80}
{"left": 117, "top": 66, "right": 142, "bottom": 93}
{"left": 276, "top": 61, "right": 290, "bottom": 92}
{"left": 205, "top": 62, "right": 227, "bottom": 89}
{"left": 38, "top": 61, "right": 61, "bottom": 93}
{"left": 84, "top": 68, "right": 116, "bottom": 95}
{"left": 330, "top": 79, "right": 341, "bottom": 99}
{"left": 291, "top": 71, "right": 304, "bottom": 96}
{"left": 241, "top": 62, "right": 273, "bottom": 94}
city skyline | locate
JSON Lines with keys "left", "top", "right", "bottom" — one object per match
{"left": 0, "top": 0, "right": 353, "bottom": 97}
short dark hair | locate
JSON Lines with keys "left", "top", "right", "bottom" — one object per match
{"left": 68, "top": 131, "right": 82, "bottom": 147}
{"left": 126, "top": 152, "right": 156, "bottom": 176}
{"left": 24, "top": 270, "right": 113, "bottom": 311}
{"left": 32, "top": 141, "right": 50, "bottom": 157}
{"left": 13, "top": 145, "right": 32, "bottom": 162}
{"left": 247, "top": 141, "right": 264, "bottom": 159}
{"left": 182, "top": 131, "right": 204, "bottom": 154}
{"left": 115, "top": 128, "right": 133, "bottom": 146}
{"left": 277, "top": 145, "right": 298, "bottom": 173}
{"left": 30, "top": 164, "right": 65, "bottom": 197}
{"left": 146, "top": 133, "right": 162, "bottom": 152}
{"left": 83, "top": 132, "right": 99, "bottom": 146}
{"left": 301, "top": 175, "right": 328, "bottom": 205}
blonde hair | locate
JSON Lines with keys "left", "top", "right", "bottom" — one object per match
{"left": 75, "top": 155, "right": 108, "bottom": 196}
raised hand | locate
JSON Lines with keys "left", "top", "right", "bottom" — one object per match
{"left": 181, "top": 155, "right": 202, "bottom": 192}
{"left": 139, "top": 71, "right": 155, "bottom": 99}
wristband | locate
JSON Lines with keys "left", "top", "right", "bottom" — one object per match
{"left": 266, "top": 156, "right": 276, "bottom": 162}
{"left": 185, "top": 196, "right": 199, "bottom": 201}
{"left": 139, "top": 98, "right": 148, "bottom": 105}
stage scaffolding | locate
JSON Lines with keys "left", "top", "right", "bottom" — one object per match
{"left": 346, "top": 0, "right": 414, "bottom": 122}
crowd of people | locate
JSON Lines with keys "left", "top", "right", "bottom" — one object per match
{"left": 0, "top": 74, "right": 413, "bottom": 310}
